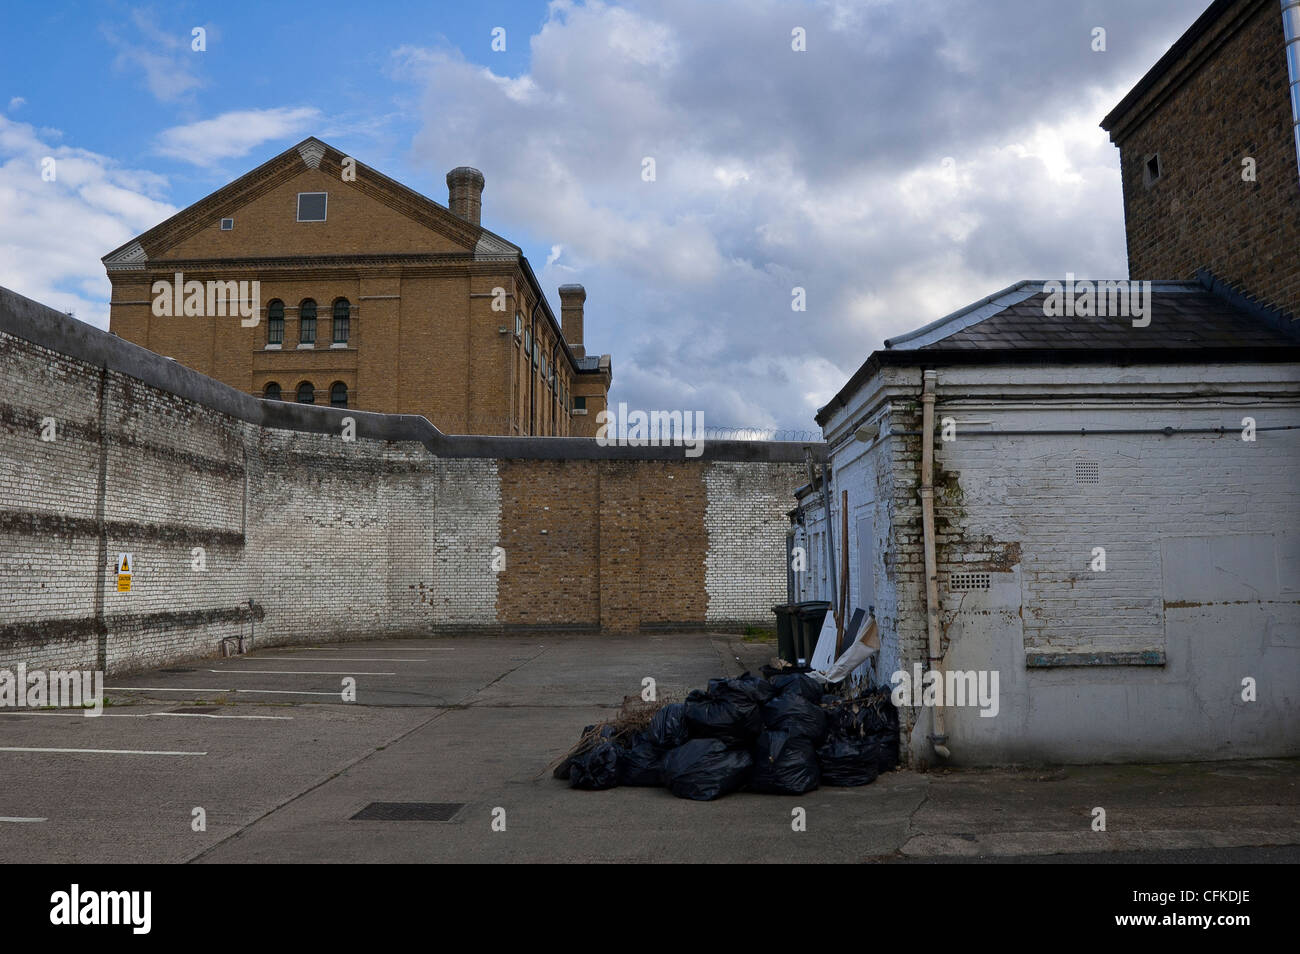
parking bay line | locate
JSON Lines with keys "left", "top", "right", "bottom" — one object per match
{"left": 108, "top": 687, "right": 341, "bottom": 696}
{"left": 245, "top": 657, "right": 427, "bottom": 662}
{"left": 206, "top": 669, "right": 395, "bottom": 675}
{"left": 297, "top": 646, "right": 454, "bottom": 651}
{"left": 151, "top": 712, "right": 292, "bottom": 720}
{"left": 0, "top": 711, "right": 151, "bottom": 718}
{"left": 0, "top": 746, "right": 206, "bottom": 756}
{"left": 0, "top": 817, "right": 47, "bottom": 823}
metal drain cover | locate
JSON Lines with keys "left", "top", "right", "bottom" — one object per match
{"left": 172, "top": 706, "right": 219, "bottom": 714}
{"left": 350, "top": 802, "right": 464, "bottom": 822}
{"left": 160, "top": 668, "right": 197, "bottom": 674}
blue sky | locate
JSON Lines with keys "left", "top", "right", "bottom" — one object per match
{"left": 0, "top": 0, "right": 1211, "bottom": 430}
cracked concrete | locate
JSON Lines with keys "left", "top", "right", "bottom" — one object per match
{"left": 0, "top": 632, "right": 1295, "bottom": 863}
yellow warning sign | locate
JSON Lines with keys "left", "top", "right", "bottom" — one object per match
{"left": 116, "top": 552, "right": 132, "bottom": 592}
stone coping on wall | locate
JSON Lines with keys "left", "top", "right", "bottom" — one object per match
{"left": 1, "top": 285, "right": 825, "bottom": 464}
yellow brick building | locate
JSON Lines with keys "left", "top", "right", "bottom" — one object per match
{"left": 102, "top": 138, "right": 611, "bottom": 436}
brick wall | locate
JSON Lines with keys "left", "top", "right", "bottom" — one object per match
{"left": 1106, "top": 0, "right": 1300, "bottom": 317}
{"left": 1, "top": 288, "right": 810, "bottom": 674}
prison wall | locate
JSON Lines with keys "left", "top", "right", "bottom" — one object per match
{"left": 0, "top": 287, "right": 810, "bottom": 675}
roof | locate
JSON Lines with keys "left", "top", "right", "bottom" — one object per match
{"left": 1099, "top": 0, "right": 1254, "bottom": 138}
{"left": 815, "top": 271, "right": 1300, "bottom": 425}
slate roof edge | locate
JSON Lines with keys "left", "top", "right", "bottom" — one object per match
{"left": 1099, "top": 0, "right": 1251, "bottom": 138}
{"left": 815, "top": 275, "right": 1300, "bottom": 426}
{"left": 1196, "top": 267, "right": 1300, "bottom": 341}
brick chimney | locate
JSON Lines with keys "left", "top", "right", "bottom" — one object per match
{"left": 558, "top": 284, "right": 586, "bottom": 358}
{"left": 446, "top": 166, "right": 485, "bottom": 226}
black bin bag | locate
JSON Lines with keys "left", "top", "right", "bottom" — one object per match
{"left": 750, "top": 730, "right": 820, "bottom": 795}
{"left": 647, "top": 702, "right": 690, "bottom": 748}
{"left": 554, "top": 724, "right": 618, "bottom": 780}
{"left": 662, "top": 739, "right": 753, "bottom": 801}
{"left": 708, "top": 673, "right": 776, "bottom": 706}
{"left": 771, "top": 672, "right": 824, "bottom": 703}
{"left": 816, "top": 737, "right": 881, "bottom": 787}
{"left": 568, "top": 740, "right": 620, "bottom": 790}
{"left": 684, "top": 697, "right": 762, "bottom": 746}
{"left": 617, "top": 740, "right": 665, "bottom": 787}
{"left": 761, "top": 692, "right": 828, "bottom": 742}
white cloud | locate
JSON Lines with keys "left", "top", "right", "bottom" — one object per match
{"left": 154, "top": 107, "right": 321, "bottom": 166}
{"left": 0, "top": 116, "right": 175, "bottom": 329}
{"left": 104, "top": 9, "right": 207, "bottom": 103}
{"left": 398, "top": 1, "right": 1192, "bottom": 428}
{"left": 7, "top": 97, "right": 25, "bottom": 112}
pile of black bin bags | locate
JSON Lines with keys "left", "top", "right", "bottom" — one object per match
{"left": 559, "top": 672, "right": 899, "bottom": 800}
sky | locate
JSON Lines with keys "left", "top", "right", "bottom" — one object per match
{"left": 0, "top": 0, "right": 1211, "bottom": 432}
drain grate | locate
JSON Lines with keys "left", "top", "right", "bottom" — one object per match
{"left": 160, "top": 668, "right": 197, "bottom": 674}
{"left": 350, "top": 802, "right": 464, "bottom": 822}
{"left": 172, "top": 706, "right": 219, "bottom": 714}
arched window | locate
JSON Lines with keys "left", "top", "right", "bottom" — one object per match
{"left": 299, "top": 299, "right": 317, "bottom": 345}
{"left": 267, "top": 300, "right": 284, "bottom": 345}
{"left": 332, "top": 299, "right": 350, "bottom": 344}
{"left": 297, "top": 382, "right": 315, "bottom": 404}
{"left": 264, "top": 382, "right": 281, "bottom": 401}
{"left": 330, "top": 382, "right": 348, "bottom": 408}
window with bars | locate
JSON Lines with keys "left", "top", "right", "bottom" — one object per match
{"left": 332, "top": 298, "right": 350, "bottom": 344}
{"left": 267, "top": 300, "right": 284, "bottom": 345}
{"left": 300, "top": 299, "right": 317, "bottom": 344}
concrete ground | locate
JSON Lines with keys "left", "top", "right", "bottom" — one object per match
{"left": 1, "top": 632, "right": 1296, "bottom": 864}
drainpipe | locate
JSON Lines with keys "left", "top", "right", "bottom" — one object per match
{"left": 919, "top": 370, "right": 950, "bottom": 760}
{"left": 529, "top": 299, "right": 540, "bottom": 435}
{"left": 1284, "top": 0, "right": 1300, "bottom": 184}
{"left": 803, "top": 448, "right": 837, "bottom": 614}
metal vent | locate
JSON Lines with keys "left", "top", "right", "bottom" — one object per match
{"left": 1074, "top": 460, "right": 1100, "bottom": 484}
{"left": 350, "top": 802, "right": 465, "bottom": 822}
{"left": 950, "top": 572, "right": 990, "bottom": 591}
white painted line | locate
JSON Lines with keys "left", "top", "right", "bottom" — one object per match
{"left": 298, "top": 646, "right": 454, "bottom": 651}
{"left": 0, "top": 711, "right": 151, "bottom": 718}
{"left": 0, "top": 746, "right": 206, "bottom": 756}
{"left": 152, "top": 712, "right": 293, "bottom": 721}
{"left": 207, "top": 669, "right": 395, "bottom": 675}
{"left": 247, "top": 657, "right": 428, "bottom": 662}
{"left": 106, "top": 686, "right": 236, "bottom": 696}
{"left": 108, "top": 687, "right": 342, "bottom": 696}
{"left": 0, "top": 817, "right": 47, "bottom": 823}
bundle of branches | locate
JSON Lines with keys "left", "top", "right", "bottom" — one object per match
{"left": 822, "top": 686, "right": 898, "bottom": 740}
